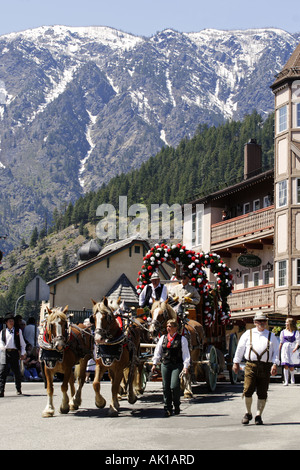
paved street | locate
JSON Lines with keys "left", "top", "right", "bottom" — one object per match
{"left": 0, "top": 378, "right": 299, "bottom": 452}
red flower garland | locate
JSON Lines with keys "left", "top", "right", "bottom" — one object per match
{"left": 136, "top": 243, "right": 233, "bottom": 326}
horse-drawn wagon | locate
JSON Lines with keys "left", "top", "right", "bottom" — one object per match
{"left": 135, "top": 242, "right": 239, "bottom": 394}
{"left": 37, "top": 242, "right": 238, "bottom": 417}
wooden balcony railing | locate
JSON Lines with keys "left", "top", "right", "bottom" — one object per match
{"left": 211, "top": 206, "right": 274, "bottom": 247}
{"left": 228, "top": 284, "right": 274, "bottom": 313}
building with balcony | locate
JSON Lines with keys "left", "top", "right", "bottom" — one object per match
{"left": 183, "top": 41, "right": 300, "bottom": 325}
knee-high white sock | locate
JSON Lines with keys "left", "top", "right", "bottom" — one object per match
{"left": 257, "top": 399, "right": 266, "bottom": 416}
{"left": 290, "top": 370, "right": 295, "bottom": 384}
{"left": 245, "top": 396, "right": 252, "bottom": 414}
{"left": 284, "top": 368, "right": 289, "bottom": 384}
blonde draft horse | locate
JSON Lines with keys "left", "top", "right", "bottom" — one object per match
{"left": 149, "top": 300, "right": 206, "bottom": 398}
{"left": 40, "top": 306, "right": 93, "bottom": 418}
{"left": 91, "top": 298, "right": 141, "bottom": 417}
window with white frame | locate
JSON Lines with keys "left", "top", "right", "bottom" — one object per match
{"left": 263, "top": 270, "right": 270, "bottom": 285}
{"left": 253, "top": 199, "right": 260, "bottom": 211}
{"left": 278, "top": 180, "right": 287, "bottom": 207}
{"left": 253, "top": 271, "right": 259, "bottom": 287}
{"left": 278, "top": 260, "right": 287, "bottom": 287}
{"left": 243, "top": 202, "right": 250, "bottom": 214}
{"left": 191, "top": 208, "right": 203, "bottom": 247}
{"left": 243, "top": 274, "right": 249, "bottom": 289}
{"left": 278, "top": 105, "right": 287, "bottom": 133}
{"left": 263, "top": 195, "right": 272, "bottom": 208}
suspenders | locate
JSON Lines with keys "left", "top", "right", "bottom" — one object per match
{"left": 248, "top": 329, "right": 272, "bottom": 363}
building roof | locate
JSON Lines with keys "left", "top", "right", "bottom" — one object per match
{"left": 189, "top": 169, "right": 273, "bottom": 205}
{"left": 48, "top": 235, "right": 150, "bottom": 285}
{"left": 271, "top": 42, "right": 300, "bottom": 90}
{"left": 106, "top": 273, "right": 139, "bottom": 305}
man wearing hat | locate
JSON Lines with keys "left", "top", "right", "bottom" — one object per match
{"left": 171, "top": 273, "right": 200, "bottom": 309}
{"left": 139, "top": 272, "right": 168, "bottom": 308}
{"left": 232, "top": 312, "right": 279, "bottom": 425}
{"left": 0, "top": 313, "right": 26, "bottom": 397}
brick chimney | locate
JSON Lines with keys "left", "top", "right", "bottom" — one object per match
{"left": 244, "top": 139, "right": 262, "bottom": 179}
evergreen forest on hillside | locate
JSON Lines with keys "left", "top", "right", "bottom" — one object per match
{"left": 0, "top": 110, "right": 274, "bottom": 318}
{"left": 51, "top": 110, "right": 274, "bottom": 232}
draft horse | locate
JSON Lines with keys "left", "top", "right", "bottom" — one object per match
{"left": 39, "top": 306, "right": 93, "bottom": 418}
{"left": 149, "top": 300, "right": 206, "bottom": 398}
{"left": 91, "top": 298, "right": 141, "bottom": 416}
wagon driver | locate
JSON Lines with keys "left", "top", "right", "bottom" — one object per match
{"left": 171, "top": 272, "right": 200, "bottom": 312}
{"left": 139, "top": 271, "right": 168, "bottom": 308}
{"left": 232, "top": 312, "right": 280, "bottom": 425}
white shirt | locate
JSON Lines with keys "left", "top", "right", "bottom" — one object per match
{"left": 138, "top": 283, "right": 168, "bottom": 307}
{"left": 152, "top": 334, "right": 190, "bottom": 369}
{"left": 0, "top": 328, "right": 26, "bottom": 356}
{"left": 233, "top": 327, "right": 280, "bottom": 365}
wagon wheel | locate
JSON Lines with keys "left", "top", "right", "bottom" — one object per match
{"left": 140, "top": 364, "right": 148, "bottom": 393}
{"left": 205, "top": 345, "right": 219, "bottom": 392}
{"left": 228, "top": 333, "right": 238, "bottom": 385}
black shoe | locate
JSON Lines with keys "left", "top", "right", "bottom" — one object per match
{"left": 0, "top": 392, "right": 4, "bottom": 397}
{"left": 242, "top": 413, "right": 252, "bottom": 424}
{"left": 255, "top": 415, "right": 263, "bottom": 425}
{"left": 174, "top": 407, "right": 180, "bottom": 415}
{"left": 16, "top": 390, "right": 22, "bottom": 395}
{"left": 164, "top": 410, "right": 172, "bottom": 417}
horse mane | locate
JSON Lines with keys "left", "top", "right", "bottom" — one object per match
{"left": 152, "top": 300, "right": 177, "bottom": 321}
{"left": 46, "top": 307, "right": 68, "bottom": 325}
{"left": 92, "top": 298, "right": 113, "bottom": 316}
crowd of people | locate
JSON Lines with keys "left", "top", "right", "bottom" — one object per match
{"left": 0, "top": 314, "right": 42, "bottom": 396}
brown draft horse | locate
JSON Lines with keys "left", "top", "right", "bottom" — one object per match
{"left": 149, "top": 300, "right": 206, "bottom": 398}
{"left": 91, "top": 298, "right": 141, "bottom": 416}
{"left": 39, "top": 306, "right": 93, "bottom": 418}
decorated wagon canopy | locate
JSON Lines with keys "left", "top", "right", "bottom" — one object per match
{"left": 136, "top": 242, "right": 233, "bottom": 327}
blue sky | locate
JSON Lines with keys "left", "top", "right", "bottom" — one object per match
{"left": 0, "top": 0, "right": 299, "bottom": 37}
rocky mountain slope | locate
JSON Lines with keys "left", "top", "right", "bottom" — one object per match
{"left": 0, "top": 26, "right": 299, "bottom": 251}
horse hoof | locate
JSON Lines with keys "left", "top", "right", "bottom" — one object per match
{"left": 42, "top": 411, "right": 54, "bottom": 418}
{"left": 184, "top": 392, "right": 193, "bottom": 399}
{"left": 60, "top": 407, "right": 70, "bottom": 414}
{"left": 95, "top": 399, "right": 106, "bottom": 409}
{"left": 108, "top": 408, "right": 119, "bottom": 417}
{"left": 69, "top": 404, "right": 78, "bottom": 411}
{"left": 128, "top": 395, "right": 137, "bottom": 405}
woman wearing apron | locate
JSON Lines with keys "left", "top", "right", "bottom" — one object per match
{"left": 279, "top": 318, "right": 300, "bottom": 385}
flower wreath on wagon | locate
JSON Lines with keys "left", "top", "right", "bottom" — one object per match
{"left": 136, "top": 243, "right": 233, "bottom": 327}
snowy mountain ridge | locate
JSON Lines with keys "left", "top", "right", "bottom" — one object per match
{"left": 0, "top": 25, "right": 299, "bottom": 250}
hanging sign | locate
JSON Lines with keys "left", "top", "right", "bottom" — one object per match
{"left": 238, "top": 254, "right": 261, "bottom": 268}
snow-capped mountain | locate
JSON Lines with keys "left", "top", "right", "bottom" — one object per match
{"left": 0, "top": 25, "right": 299, "bottom": 249}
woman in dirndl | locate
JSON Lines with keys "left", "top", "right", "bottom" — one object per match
{"left": 279, "top": 318, "right": 300, "bottom": 385}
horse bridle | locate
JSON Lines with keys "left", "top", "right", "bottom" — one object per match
{"left": 94, "top": 308, "right": 116, "bottom": 342}
{"left": 150, "top": 307, "right": 169, "bottom": 336}
{"left": 42, "top": 317, "right": 69, "bottom": 351}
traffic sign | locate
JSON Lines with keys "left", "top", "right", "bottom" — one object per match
{"left": 25, "top": 275, "right": 50, "bottom": 301}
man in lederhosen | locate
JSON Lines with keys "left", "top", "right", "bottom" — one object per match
{"left": 232, "top": 312, "right": 279, "bottom": 425}
{"left": 138, "top": 272, "right": 168, "bottom": 309}
{"left": 0, "top": 313, "right": 26, "bottom": 397}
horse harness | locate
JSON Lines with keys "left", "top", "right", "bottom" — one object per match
{"left": 247, "top": 329, "right": 272, "bottom": 363}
